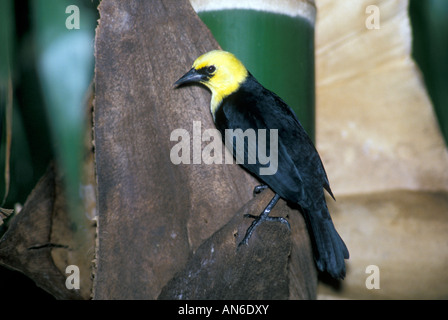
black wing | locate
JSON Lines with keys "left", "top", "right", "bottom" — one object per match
{"left": 214, "top": 74, "right": 332, "bottom": 210}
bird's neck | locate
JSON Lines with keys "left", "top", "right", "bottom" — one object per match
{"left": 210, "top": 92, "right": 223, "bottom": 120}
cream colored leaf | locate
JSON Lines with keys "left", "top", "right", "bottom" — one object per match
{"left": 316, "top": 0, "right": 448, "bottom": 195}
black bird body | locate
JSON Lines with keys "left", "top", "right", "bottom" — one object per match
{"left": 175, "top": 50, "right": 349, "bottom": 279}
{"left": 215, "top": 73, "right": 331, "bottom": 208}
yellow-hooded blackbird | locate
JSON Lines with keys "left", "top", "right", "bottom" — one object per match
{"left": 175, "top": 50, "right": 349, "bottom": 279}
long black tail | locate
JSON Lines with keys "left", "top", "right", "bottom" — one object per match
{"left": 303, "top": 205, "right": 349, "bottom": 279}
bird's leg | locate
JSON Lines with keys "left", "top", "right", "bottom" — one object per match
{"left": 252, "top": 184, "right": 268, "bottom": 197}
{"left": 238, "top": 193, "right": 290, "bottom": 247}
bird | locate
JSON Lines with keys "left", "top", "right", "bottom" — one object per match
{"left": 174, "top": 50, "right": 349, "bottom": 279}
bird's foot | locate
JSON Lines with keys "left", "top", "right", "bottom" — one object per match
{"left": 237, "top": 213, "right": 290, "bottom": 247}
{"left": 252, "top": 184, "right": 268, "bottom": 197}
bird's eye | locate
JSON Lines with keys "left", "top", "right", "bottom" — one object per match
{"left": 207, "top": 66, "right": 216, "bottom": 74}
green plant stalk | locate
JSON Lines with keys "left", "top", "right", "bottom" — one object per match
{"left": 31, "top": 0, "right": 95, "bottom": 232}
{"left": 0, "top": 0, "right": 14, "bottom": 207}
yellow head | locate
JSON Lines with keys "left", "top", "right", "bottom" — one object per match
{"left": 175, "top": 50, "right": 249, "bottom": 115}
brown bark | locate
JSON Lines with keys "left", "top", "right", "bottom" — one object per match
{"left": 0, "top": 165, "right": 91, "bottom": 300}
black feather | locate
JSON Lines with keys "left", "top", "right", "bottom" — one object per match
{"left": 214, "top": 73, "right": 349, "bottom": 279}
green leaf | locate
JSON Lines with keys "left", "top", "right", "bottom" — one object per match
{"left": 410, "top": 0, "right": 448, "bottom": 146}
{"left": 31, "top": 0, "right": 96, "bottom": 223}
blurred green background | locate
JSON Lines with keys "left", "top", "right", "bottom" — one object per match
{"left": 0, "top": 0, "right": 447, "bottom": 299}
{"left": 0, "top": 0, "right": 99, "bottom": 300}
{"left": 410, "top": 0, "right": 448, "bottom": 146}
{"left": 0, "top": 0, "right": 99, "bottom": 211}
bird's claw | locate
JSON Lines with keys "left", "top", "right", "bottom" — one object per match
{"left": 252, "top": 185, "right": 268, "bottom": 197}
{"left": 238, "top": 212, "right": 290, "bottom": 248}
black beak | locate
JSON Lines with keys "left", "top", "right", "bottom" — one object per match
{"left": 174, "top": 68, "right": 204, "bottom": 86}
